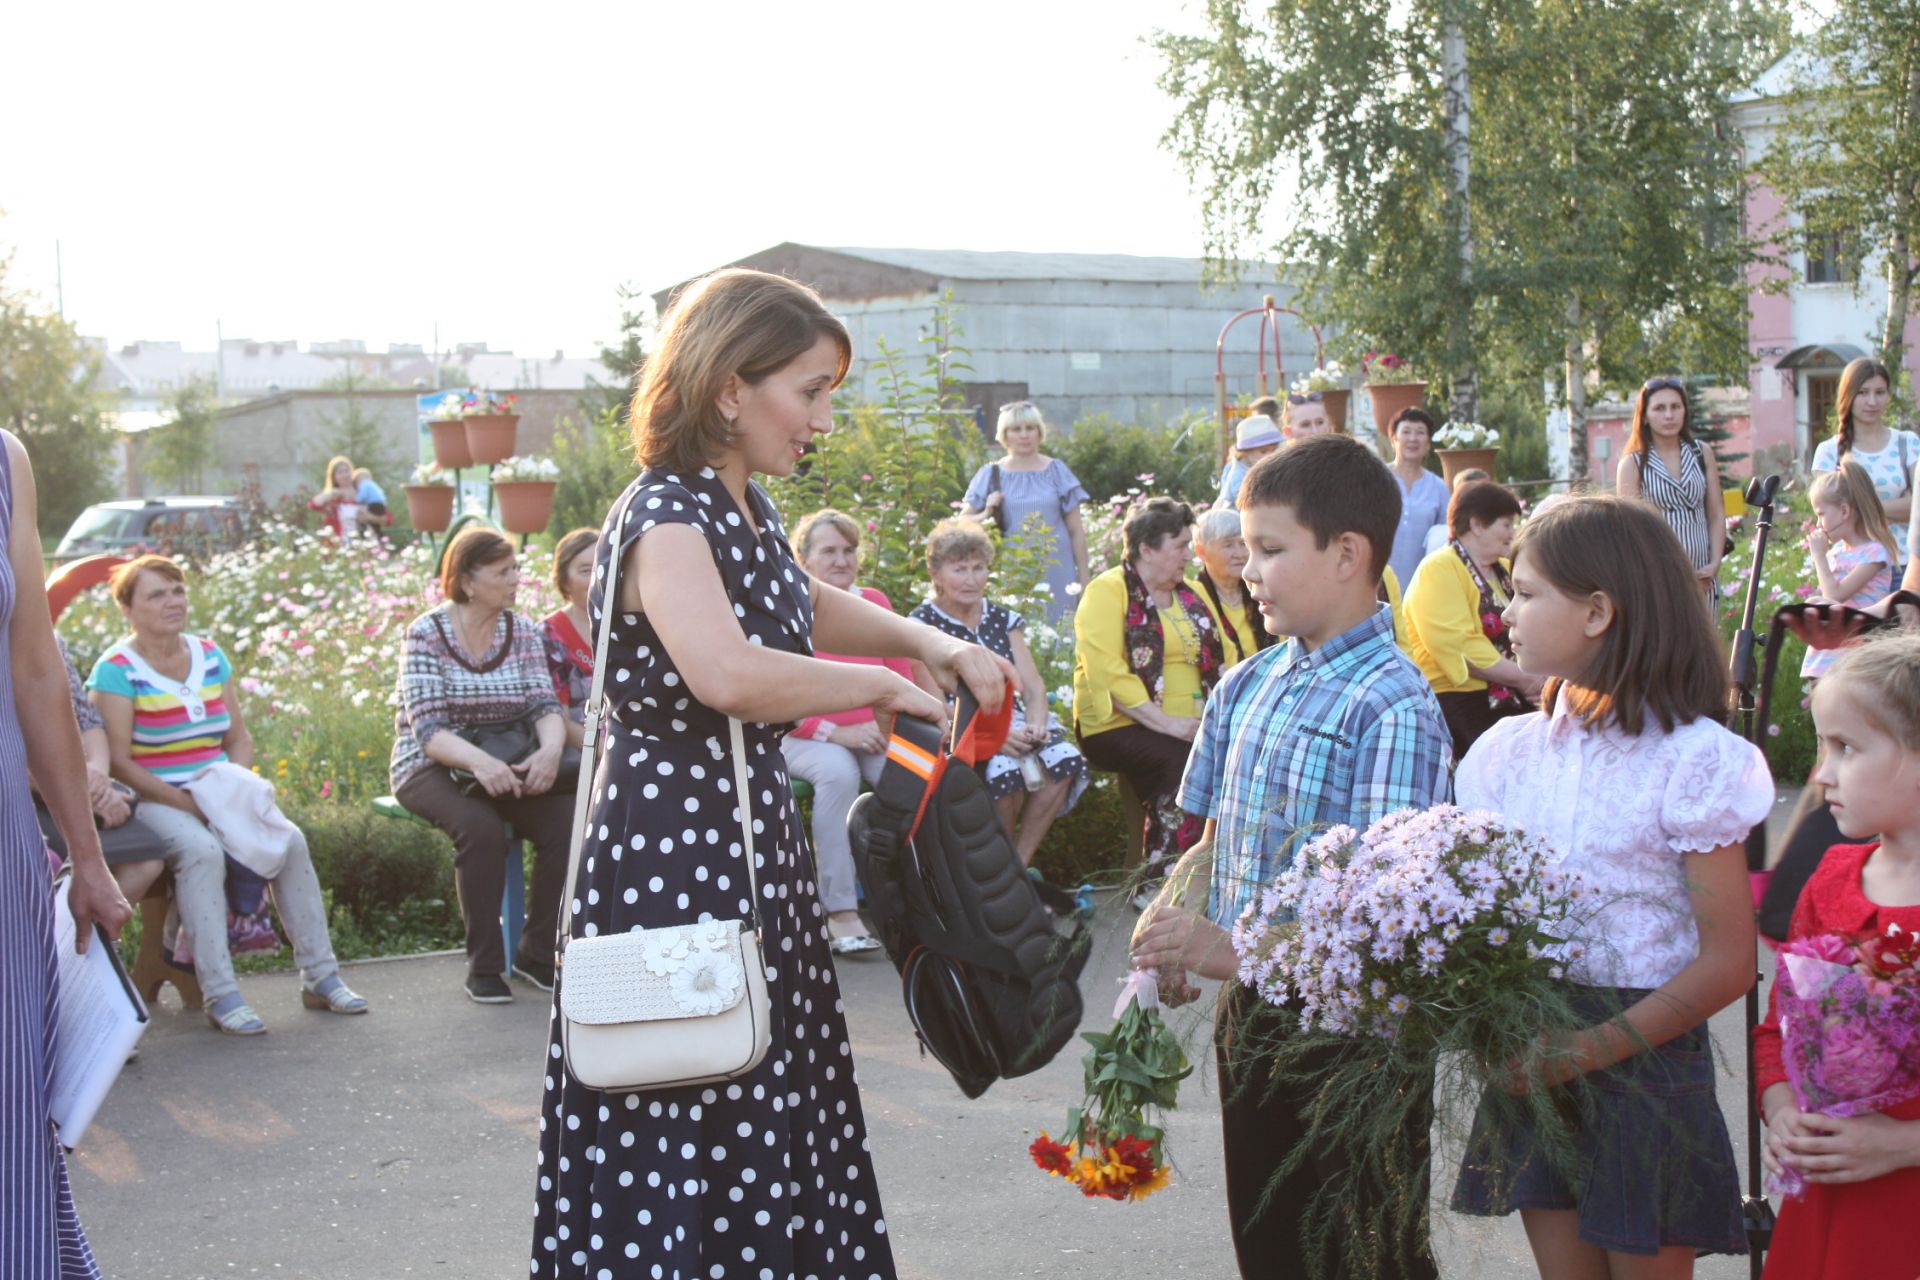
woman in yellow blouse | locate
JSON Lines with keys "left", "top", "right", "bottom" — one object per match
{"left": 1404, "top": 480, "right": 1546, "bottom": 761}
{"left": 1072, "top": 497, "right": 1225, "bottom": 876}
{"left": 1193, "top": 507, "right": 1273, "bottom": 667}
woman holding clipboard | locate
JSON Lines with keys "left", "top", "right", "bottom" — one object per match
{"left": 1, "top": 427, "right": 134, "bottom": 1279}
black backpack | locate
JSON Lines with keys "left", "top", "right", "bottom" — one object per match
{"left": 847, "top": 689, "right": 1091, "bottom": 1099}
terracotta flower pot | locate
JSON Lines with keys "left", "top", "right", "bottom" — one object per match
{"left": 463, "top": 414, "right": 519, "bottom": 465}
{"left": 1366, "top": 380, "right": 1429, "bottom": 438}
{"left": 1318, "top": 387, "right": 1351, "bottom": 435}
{"left": 493, "top": 480, "right": 556, "bottom": 535}
{"left": 1438, "top": 447, "right": 1501, "bottom": 489}
{"left": 403, "top": 484, "right": 456, "bottom": 532}
{"left": 429, "top": 420, "right": 473, "bottom": 469}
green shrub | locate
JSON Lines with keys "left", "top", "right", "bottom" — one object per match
{"left": 1051, "top": 411, "right": 1217, "bottom": 507}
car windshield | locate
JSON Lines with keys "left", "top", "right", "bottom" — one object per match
{"left": 60, "top": 506, "right": 131, "bottom": 546}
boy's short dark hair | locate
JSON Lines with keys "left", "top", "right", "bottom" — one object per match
{"left": 1239, "top": 434, "right": 1398, "bottom": 579}
{"left": 1448, "top": 480, "right": 1524, "bottom": 536}
{"left": 1249, "top": 395, "right": 1281, "bottom": 420}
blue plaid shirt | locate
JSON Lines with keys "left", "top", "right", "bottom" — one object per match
{"left": 1177, "top": 604, "right": 1453, "bottom": 929}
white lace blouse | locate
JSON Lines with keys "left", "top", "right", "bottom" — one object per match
{"left": 1456, "top": 702, "right": 1773, "bottom": 989}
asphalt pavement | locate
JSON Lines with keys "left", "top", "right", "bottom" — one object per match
{"left": 72, "top": 878, "right": 1776, "bottom": 1280}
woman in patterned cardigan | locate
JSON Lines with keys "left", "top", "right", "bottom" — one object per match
{"left": 391, "top": 527, "right": 572, "bottom": 1005}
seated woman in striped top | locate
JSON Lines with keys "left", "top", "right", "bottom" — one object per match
{"left": 88, "top": 554, "right": 365, "bottom": 1036}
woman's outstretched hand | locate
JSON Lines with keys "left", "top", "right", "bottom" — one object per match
{"left": 869, "top": 674, "right": 949, "bottom": 739}
{"left": 922, "top": 638, "right": 1016, "bottom": 716}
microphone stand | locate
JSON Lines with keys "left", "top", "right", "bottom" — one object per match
{"left": 1729, "top": 472, "right": 1779, "bottom": 1279}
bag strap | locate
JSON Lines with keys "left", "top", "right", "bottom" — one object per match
{"left": 557, "top": 491, "right": 764, "bottom": 965}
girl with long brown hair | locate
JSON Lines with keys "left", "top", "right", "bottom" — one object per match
{"left": 1811, "top": 357, "right": 1915, "bottom": 572}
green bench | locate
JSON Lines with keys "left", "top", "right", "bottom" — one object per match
{"left": 373, "top": 795, "right": 526, "bottom": 965}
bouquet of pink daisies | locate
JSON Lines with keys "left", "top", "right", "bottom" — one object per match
{"left": 1768, "top": 924, "right": 1920, "bottom": 1198}
{"left": 1228, "top": 805, "right": 1595, "bottom": 1276}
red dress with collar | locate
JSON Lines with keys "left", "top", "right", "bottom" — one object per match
{"left": 1754, "top": 842, "right": 1920, "bottom": 1280}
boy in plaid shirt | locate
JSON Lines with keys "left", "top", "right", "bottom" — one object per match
{"left": 1131, "top": 434, "right": 1451, "bottom": 1278}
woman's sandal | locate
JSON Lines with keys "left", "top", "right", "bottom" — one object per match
{"left": 829, "top": 933, "right": 883, "bottom": 956}
{"left": 206, "top": 999, "right": 267, "bottom": 1036}
{"left": 301, "top": 974, "right": 370, "bottom": 1014}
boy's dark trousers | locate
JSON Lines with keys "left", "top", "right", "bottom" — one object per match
{"left": 1215, "top": 985, "right": 1439, "bottom": 1280}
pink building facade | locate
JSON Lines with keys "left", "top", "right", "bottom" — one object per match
{"left": 1731, "top": 58, "right": 1920, "bottom": 476}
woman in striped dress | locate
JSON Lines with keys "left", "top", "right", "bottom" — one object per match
{"left": 1616, "top": 376, "right": 1725, "bottom": 601}
{"left": 2, "top": 430, "right": 134, "bottom": 1280}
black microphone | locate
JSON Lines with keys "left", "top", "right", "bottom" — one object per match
{"left": 1744, "top": 474, "right": 1780, "bottom": 508}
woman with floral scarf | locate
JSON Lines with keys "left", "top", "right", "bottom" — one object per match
{"left": 1072, "top": 498, "right": 1225, "bottom": 889}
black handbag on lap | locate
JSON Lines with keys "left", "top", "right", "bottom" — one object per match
{"left": 448, "top": 715, "right": 582, "bottom": 796}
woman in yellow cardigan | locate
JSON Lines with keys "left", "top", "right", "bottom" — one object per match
{"left": 1404, "top": 480, "right": 1545, "bottom": 761}
{"left": 1073, "top": 497, "right": 1225, "bottom": 878}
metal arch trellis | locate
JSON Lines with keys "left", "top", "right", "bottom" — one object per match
{"left": 1214, "top": 295, "right": 1325, "bottom": 463}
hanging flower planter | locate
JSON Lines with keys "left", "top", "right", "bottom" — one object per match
{"left": 463, "top": 414, "right": 519, "bottom": 465}
{"left": 1366, "top": 381, "right": 1428, "bottom": 439}
{"left": 1432, "top": 422, "right": 1502, "bottom": 488}
{"left": 403, "top": 483, "right": 456, "bottom": 532}
{"left": 493, "top": 481, "right": 556, "bottom": 534}
{"left": 1319, "top": 388, "right": 1351, "bottom": 435}
{"left": 429, "top": 419, "right": 473, "bottom": 469}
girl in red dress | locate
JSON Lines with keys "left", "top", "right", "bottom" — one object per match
{"left": 1757, "top": 629, "right": 1920, "bottom": 1279}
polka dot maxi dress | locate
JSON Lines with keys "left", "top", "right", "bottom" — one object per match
{"left": 531, "top": 466, "right": 896, "bottom": 1280}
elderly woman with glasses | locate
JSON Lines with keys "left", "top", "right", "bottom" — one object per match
{"left": 960, "top": 400, "right": 1091, "bottom": 622}
{"left": 1192, "top": 507, "right": 1274, "bottom": 666}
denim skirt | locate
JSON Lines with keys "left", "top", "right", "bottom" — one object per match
{"left": 1449, "top": 985, "right": 1747, "bottom": 1257}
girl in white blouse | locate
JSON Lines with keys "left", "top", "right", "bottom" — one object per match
{"left": 1451, "top": 496, "right": 1772, "bottom": 1274}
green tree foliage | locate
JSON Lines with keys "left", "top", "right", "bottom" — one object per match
{"left": 1754, "top": 1, "right": 1920, "bottom": 373}
{"left": 0, "top": 247, "right": 115, "bottom": 536}
{"left": 1156, "top": 0, "right": 1788, "bottom": 480}
{"left": 549, "top": 407, "right": 637, "bottom": 537}
{"left": 583, "top": 284, "right": 647, "bottom": 424}
{"left": 144, "top": 374, "right": 220, "bottom": 492}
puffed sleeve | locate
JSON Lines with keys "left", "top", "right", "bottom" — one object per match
{"left": 1454, "top": 710, "right": 1527, "bottom": 813}
{"left": 1662, "top": 722, "right": 1774, "bottom": 854}
{"left": 1052, "top": 460, "right": 1090, "bottom": 513}
{"left": 962, "top": 464, "right": 991, "bottom": 511}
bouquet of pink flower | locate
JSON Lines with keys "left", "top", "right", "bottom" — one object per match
{"left": 1768, "top": 924, "right": 1920, "bottom": 1198}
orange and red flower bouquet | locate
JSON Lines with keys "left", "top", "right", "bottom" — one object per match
{"left": 1029, "top": 969, "right": 1191, "bottom": 1201}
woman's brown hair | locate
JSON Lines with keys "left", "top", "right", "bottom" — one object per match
{"left": 1623, "top": 376, "right": 1693, "bottom": 462}
{"left": 550, "top": 527, "right": 600, "bottom": 596}
{"left": 1512, "top": 496, "right": 1729, "bottom": 735}
{"left": 110, "top": 554, "right": 186, "bottom": 608}
{"left": 631, "top": 269, "right": 852, "bottom": 473}
{"left": 440, "top": 526, "right": 515, "bottom": 604}
{"left": 1833, "top": 356, "right": 1895, "bottom": 458}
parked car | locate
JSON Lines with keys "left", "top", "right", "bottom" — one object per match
{"left": 53, "top": 497, "right": 250, "bottom": 565}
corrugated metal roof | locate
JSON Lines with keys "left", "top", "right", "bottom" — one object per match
{"left": 823, "top": 245, "right": 1277, "bottom": 284}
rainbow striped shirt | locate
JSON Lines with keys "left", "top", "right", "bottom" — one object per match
{"left": 87, "top": 635, "right": 233, "bottom": 784}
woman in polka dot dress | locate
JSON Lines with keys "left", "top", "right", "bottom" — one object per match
{"left": 530, "top": 269, "right": 1011, "bottom": 1280}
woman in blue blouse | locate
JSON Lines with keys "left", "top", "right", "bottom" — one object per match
{"left": 1386, "top": 407, "right": 1451, "bottom": 588}
{"left": 961, "top": 400, "right": 1090, "bottom": 622}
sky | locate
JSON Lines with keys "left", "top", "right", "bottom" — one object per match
{"left": 1, "top": 1, "right": 1214, "bottom": 362}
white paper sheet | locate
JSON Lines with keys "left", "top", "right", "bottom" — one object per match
{"left": 48, "top": 875, "right": 149, "bottom": 1149}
